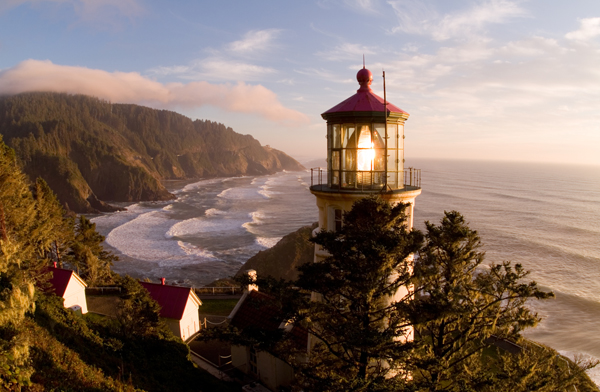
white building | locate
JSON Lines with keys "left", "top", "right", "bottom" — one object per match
{"left": 48, "top": 266, "right": 89, "bottom": 314}
{"left": 140, "top": 280, "right": 203, "bottom": 341}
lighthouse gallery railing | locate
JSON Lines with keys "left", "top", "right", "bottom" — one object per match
{"left": 310, "top": 167, "right": 421, "bottom": 192}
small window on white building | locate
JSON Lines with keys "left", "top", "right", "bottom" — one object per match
{"left": 249, "top": 346, "right": 258, "bottom": 376}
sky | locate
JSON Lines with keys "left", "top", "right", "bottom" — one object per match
{"left": 1, "top": 0, "right": 599, "bottom": 166}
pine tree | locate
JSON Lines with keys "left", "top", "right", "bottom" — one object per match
{"left": 116, "top": 276, "right": 169, "bottom": 339}
{"left": 292, "top": 196, "right": 423, "bottom": 391}
{"left": 0, "top": 137, "right": 36, "bottom": 388}
{"left": 68, "top": 215, "right": 117, "bottom": 286}
{"left": 405, "top": 211, "right": 581, "bottom": 391}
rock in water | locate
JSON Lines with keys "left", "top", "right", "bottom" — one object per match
{"left": 237, "top": 223, "right": 318, "bottom": 281}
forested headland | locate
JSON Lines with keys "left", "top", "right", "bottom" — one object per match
{"left": 0, "top": 92, "right": 304, "bottom": 213}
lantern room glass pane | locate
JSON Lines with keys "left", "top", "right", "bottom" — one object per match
{"left": 332, "top": 170, "right": 339, "bottom": 186}
{"left": 332, "top": 124, "right": 341, "bottom": 149}
{"left": 374, "top": 149, "right": 385, "bottom": 171}
{"left": 331, "top": 150, "right": 340, "bottom": 170}
{"left": 374, "top": 123, "right": 386, "bottom": 146}
{"left": 343, "top": 171, "right": 356, "bottom": 188}
{"left": 342, "top": 149, "right": 355, "bottom": 171}
{"left": 342, "top": 125, "right": 355, "bottom": 148}
{"left": 388, "top": 124, "right": 398, "bottom": 149}
{"left": 356, "top": 126, "right": 373, "bottom": 172}
{"left": 387, "top": 149, "right": 397, "bottom": 172}
{"left": 398, "top": 124, "right": 404, "bottom": 150}
{"left": 387, "top": 171, "right": 398, "bottom": 188}
{"left": 387, "top": 149, "right": 397, "bottom": 189}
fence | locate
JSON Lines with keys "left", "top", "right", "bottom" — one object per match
{"left": 86, "top": 286, "right": 122, "bottom": 295}
{"left": 310, "top": 167, "right": 421, "bottom": 190}
{"left": 194, "top": 286, "right": 243, "bottom": 296}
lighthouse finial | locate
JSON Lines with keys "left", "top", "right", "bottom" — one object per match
{"left": 363, "top": 54, "right": 365, "bottom": 69}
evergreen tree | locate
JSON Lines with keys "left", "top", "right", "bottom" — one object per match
{"left": 0, "top": 138, "right": 36, "bottom": 388}
{"left": 116, "top": 276, "right": 169, "bottom": 339}
{"left": 292, "top": 196, "right": 423, "bottom": 391}
{"left": 405, "top": 211, "right": 594, "bottom": 391}
{"left": 69, "top": 215, "right": 117, "bottom": 286}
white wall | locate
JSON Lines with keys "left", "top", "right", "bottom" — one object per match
{"left": 62, "top": 279, "right": 88, "bottom": 314}
{"left": 230, "top": 345, "right": 294, "bottom": 391}
{"left": 179, "top": 295, "right": 200, "bottom": 341}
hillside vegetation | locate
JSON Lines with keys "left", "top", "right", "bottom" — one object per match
{"left": 0, "top": 92, "right": 304, "bottom": 212}
{"left": 0, "top": 137, "right": 237, "bottom": 391}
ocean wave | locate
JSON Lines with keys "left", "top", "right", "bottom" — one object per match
{"left": 106, "top": 210, "right": 185, "bottom": 262}
{"left": 181, "top": 178, "right": 228, "bottom": 192}
{"left": 242, "top": 211, "right": 270, "bottom": 232}
{"left": 177, "top": 241, "right": 217, "bottom": 259}
{"left": 258, "top": 184, "right": 283, "bottom": 199}
{"left": 218, "top": 187, "right": 264, "bottom": 200}
{"left": 91, "top": 203, "right": 151, "bottom": 233}
{"left": 205, "top": 208, "right": 227, "bottom": 217}
{"left": 255, "top": 237, "right": 281, "bottom": 248}
{"left": 166, "top": 216, "right": 249, "bottom": 238}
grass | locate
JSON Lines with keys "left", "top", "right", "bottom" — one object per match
{"left": 199, "top": 299, "right": 239, "bottom": 317}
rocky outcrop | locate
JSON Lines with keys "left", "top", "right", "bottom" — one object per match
{"left": 236, "top": 223, "right": 318, "bottom": 281}
{"left": 0, "top": 92, "right": 304, "bottom": 212}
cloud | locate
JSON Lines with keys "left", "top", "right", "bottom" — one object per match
{"left": 148, "top": 29, "right": 281, "bottom": 82}
{"left": 150, "top": 58, "right": 278, "bottom": 82}
{"left": 0, "top": 0, "right": 144, "bottom": 21}
{"left": 227, "top": 29, "right": 282, "bottom": 55}
{"left": 389, "top": 0, "right": 527, "bottom": 41}
{"left": 317, "top": 0, "right": 379, "bottom": 13}
{"left": 0, "top": 60, "right": 309, "bottom": 125}
{"left": 566, "top": 17, "right": 600, "bottom": 41}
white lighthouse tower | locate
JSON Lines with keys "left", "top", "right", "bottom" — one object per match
{"left": 310, "top": 66, "right": 421, "bottom": 255}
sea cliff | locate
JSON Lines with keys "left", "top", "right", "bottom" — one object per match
{"left": 0, "top": 92, "right": 304, "bottom": 212}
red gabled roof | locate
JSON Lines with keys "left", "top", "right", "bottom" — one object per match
{"left": 47, "top": 267, "right": 86, "bottom": 297}
{"left": 230, "top": 290, "right": 308, "bottom": 350}
{"left": 230, "top": 290, "right": 281, "bottom": 331}
{"left": 140, "top": 282, "right": 201, "bottom": 320}
{"left": 48, "top": 268, "right": 74, "bottom": 297}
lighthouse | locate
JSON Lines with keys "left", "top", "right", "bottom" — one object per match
{"left": 310, "top": 66, "right": 421, "bottom": 253}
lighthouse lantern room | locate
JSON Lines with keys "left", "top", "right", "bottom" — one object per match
{"left": 310, "top": 66, "right": 422, "bottom": 242}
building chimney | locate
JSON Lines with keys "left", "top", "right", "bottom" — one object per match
{"left": 53, "top": 261, "right": 57, "bottom": 268}
{"left": 160, "top": 277, "right": 165, "bottom": 285}
{"left": 245, "top": 269, "right": 258, "bottom": 292}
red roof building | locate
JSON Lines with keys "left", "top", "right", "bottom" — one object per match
{"left": 48, "top": 267, "right": 88, "bottom": 314}
{"left": 229, "top": 289, "right": 307, "bottom": 390}
{"left": 140, "top": 281, "right": 203, "bottom": 341}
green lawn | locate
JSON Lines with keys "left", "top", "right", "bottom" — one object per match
{"left": 199, "top": 299, "right": 240, "bottom": 317}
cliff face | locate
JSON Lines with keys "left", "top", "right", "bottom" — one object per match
{"left": 0, "top": 92, "right": 304, "bottom": 212}
{"left": 237, "top": 223, "right": 318, "bottom": 281}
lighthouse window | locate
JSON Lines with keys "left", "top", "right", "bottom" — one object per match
{"left": 334, "top": 209, "right": 343, "bottom": 232}
{"left": 328, "top": 207, "right": 343, "bottom": 231}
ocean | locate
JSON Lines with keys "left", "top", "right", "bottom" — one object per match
{"left": 91, "top": 158, "right": 600, "bottom": 383}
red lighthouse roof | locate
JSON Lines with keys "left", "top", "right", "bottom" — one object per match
{"left": 322, "top": 67, "right": 408, "bottom": 116}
